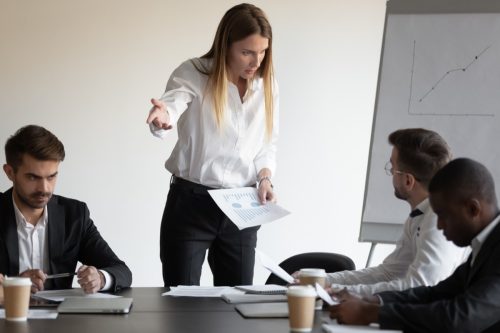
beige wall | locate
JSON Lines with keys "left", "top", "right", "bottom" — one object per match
{"left": 0, "top": 0, "right": 388, "bottom": 286}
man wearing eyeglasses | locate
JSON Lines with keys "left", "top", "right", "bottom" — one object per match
{"left": 326, "top": 128, "right": 467, "bottom": 297}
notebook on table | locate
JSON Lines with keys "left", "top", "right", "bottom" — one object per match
{"left": 57, "top": 297, "right": 133, "bottom": 314}
{"left": 234, "top": 284, "right": 287, "bottom": 295}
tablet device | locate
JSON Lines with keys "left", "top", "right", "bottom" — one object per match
{"left": 235, "top": 302, "right": 289, "bottom": 318}
{"left": 57, "top": 297, "right": 133, "bottom": 314}
{"left": 0, "top": 296, "right": 60, "bottom": 308}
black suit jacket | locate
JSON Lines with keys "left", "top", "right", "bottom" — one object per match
{"left": 377, "top": 220, "right": 500, "bottom": 333}
{"left": 0, "top": 189, "right": 132, "bottom": 292}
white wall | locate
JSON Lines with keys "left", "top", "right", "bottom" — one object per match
{"left": 0, "top": 0, "right": 391, "bottom": 286}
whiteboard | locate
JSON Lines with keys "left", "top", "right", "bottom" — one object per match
{"left": 360, "top": 0, "right": 500, "bottom": 243}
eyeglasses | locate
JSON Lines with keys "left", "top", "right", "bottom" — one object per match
{"left": 384, "top": 161, "right": 406, "bottom": 176}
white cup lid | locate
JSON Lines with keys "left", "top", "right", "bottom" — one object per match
{"left": 287, "top": 285, "right": 317, "bottom": 297}
{"left": 2, "top": 277, "right": 32, "bottom": 287}
{"left": 299, "top": 268, "right": 326, "bottom": 277}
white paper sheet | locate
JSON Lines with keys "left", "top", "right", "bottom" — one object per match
{"left": 315, "top": 283, "right": 338, "bottom": 306}
{"left": 0, "top": 309, "right": 58, "bottom": 319}
{"left": 322, "top": 318, "right": 402, "bottom": 333}
{"left": 162, "top": 286, "right": 243, "bottom": 297}
{"left": 255, "top": 249, "right": 294, "bottom": 284}
{"left": 34, "top": 289, "right": 122, "bottom": 302}
{"left": 208, "top": 187, "right": 290, "bottom": 230}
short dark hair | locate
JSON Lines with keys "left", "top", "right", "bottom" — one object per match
{"left": 389, "top": 128, "right": 451, "bottom": 188}
{"left": 5, "top": 125, "right": 65, "bottom": 170}
{"left": 429, "top": 158, "right": 497, "bottom": 205}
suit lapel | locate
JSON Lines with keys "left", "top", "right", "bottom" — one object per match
{"left": 1, "top": 189, "right": 20, "bottom": 275}
{"left": 47, "top": 196, "right": 65, "bottom": 275}
{"left": 467, "top": 222, "right": 500, "bottom": 283}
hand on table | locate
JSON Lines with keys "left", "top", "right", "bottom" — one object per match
{"left": 19, "top": 269, "right": 47, "bottom": 293}
{"left": 77, "top": 265, "right": 105, "bottom": 294}
{"left": 329, "top": 289, "right": 380, "bottom": 326}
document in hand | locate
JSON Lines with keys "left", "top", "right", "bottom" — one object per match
{"left": 208, "top": 187, "right": 290, "bottom": 230}
{"left": 255, "top": 249, "right": 295, "bottom": 284}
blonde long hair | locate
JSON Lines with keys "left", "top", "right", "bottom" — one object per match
{"left": 196, "top": 3, "right": 274, "bottom": 139}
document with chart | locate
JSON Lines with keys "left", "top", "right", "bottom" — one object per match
{"left": 208, "top": 187, "right": 290, "bottom": 230}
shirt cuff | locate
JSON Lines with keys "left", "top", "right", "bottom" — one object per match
{"left": 99, "top": 270, "right": 114, "bottom": 291}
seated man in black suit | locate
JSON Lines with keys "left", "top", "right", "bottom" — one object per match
{"left": 0, "top": 125, "right": 132, "bottom": 294}
{"left": 330, "top": 158, "right": 500, "bottom": 333}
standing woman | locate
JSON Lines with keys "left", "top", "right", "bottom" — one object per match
{"left": 146, "top": 3, "right": 278, "bottom": 287}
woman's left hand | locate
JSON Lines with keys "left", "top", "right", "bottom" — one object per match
{"left": 258, "top": 180, "right": 276, "bottom": 204}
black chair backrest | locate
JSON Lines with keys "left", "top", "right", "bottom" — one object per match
{"left": 265, "top": 252, "right": 355, "bottom": 285}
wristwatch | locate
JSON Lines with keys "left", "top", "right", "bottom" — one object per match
{"left": 257, "top": 176, "right": 273, "bottom": 189}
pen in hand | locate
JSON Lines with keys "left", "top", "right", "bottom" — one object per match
{"left": 45, "top": 272, "right": 77, "bottom": 280}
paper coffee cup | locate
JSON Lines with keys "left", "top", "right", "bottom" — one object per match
{"left": 299, "top": 268, "right": 326, "bottom": 288}
{"left": 287, "top": 285, "right": 317, "bottom": 332}
{"left": 2, "top": 277, "right": 31, "bottom": 321}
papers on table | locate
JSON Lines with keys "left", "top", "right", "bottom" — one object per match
{"left": 162, "top": 286, "right": 244, "bottom": 297}
{"left": 208, "top": 187, "right": 290, "bottom": 230}
{"left": 0, "top": 309, "right": 58, "bottom": 319}
{"left": 34, "top": 289, "right": 122, "bottom": 302}
{"left": 221, "top": 293, "right": 287, "bottom": 304}
{"left": 322, "top": 318, "right": 402, "bottom": 333}
{"left": 235, "top": 284, "right": 287, "bottom": 295}
{"left": 255, "top": 249, "right": 294, "bottom": 284}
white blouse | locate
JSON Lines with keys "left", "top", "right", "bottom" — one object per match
{"left": 150, "top": 58, "right": 279, "bottom": 188}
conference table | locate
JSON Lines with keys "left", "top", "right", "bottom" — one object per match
{"left": 1, "top": 287, "right": 331, "bottom": 333}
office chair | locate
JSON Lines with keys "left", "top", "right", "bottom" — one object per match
{"left": 265, "top": 252, "right": 355, "bottom": 285}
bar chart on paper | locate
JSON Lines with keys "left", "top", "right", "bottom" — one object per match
{"left": 208, "top": 187, "right": 290, "bottom": 229}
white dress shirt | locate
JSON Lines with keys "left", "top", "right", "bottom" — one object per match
{"left": 12, "top": 196, "right": 113, "bottom": 291}
{"left": 13, "top": 199, "right": 49, "bottom": 273}
{"left": 150, "top": 58, "right": 279, "bottom": 188}
{"left": 327, "top": 198, "right": 469, "bottom": 297}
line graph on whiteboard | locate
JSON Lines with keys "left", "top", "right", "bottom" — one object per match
{"left": 407, "top": 40, "right": 497, "bottom": 117}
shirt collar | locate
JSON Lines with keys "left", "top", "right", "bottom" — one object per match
{"left": 471, "top": 213, "right": 500, "bottom": 259}
{"left": 411, "top": 197, "right": 430, "bottom": 217}
{"left": 12, "top": 193, "right": 48, "bottom": 228}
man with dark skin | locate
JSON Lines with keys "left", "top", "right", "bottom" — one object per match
{"left": 330, "top": 158, "right": 500, "bottom": 333}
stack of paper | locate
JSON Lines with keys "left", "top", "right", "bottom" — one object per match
{"left": 235, "top": 284, "right": 287, "bottom": 295}
{"left": 322, "top": 319, "right": 402, "bottom": 333}
{"left": 0, "top": 309, "right": 58, "bottom": 319}
{"left": 221, "top": 293, "right": 287, "bottom": 304}
{"left": 162, "top": 286, "right": 243, "bottom": 297}
{"left": 35, "top": 289, "right": 122, "bottom": 302}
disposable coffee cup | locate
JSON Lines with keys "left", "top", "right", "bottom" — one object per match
{"left": 2, "top": 277, "right": 31, "bottom": 321}
{"left": 287, "top": 285, "right": 317, "bottom": 332}
{"left": 298, "top": 268, "right": 326, "bottom": 288}
{"left": 299, "top": 269, "right": 326, "bottom": 309}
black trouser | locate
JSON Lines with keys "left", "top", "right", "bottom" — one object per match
{"left": 160, "top": 176, "right": 259, "bottom": 287}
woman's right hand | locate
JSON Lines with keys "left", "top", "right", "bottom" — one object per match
{"left": 146, "top": 98, "right": 173, "bottom": 130}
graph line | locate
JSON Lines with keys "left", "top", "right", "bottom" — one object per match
{"left": 418, "top": 44, "right": 491, "bottom": 103}
{"left": 408, "top": 40, "right": 494, "bottom": 117}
